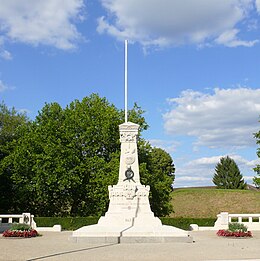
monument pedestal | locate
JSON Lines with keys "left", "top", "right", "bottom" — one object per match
{"left": 71, "top": 122, "right": 192, "bottom": 243}
{"left": 71, "top": 183, "right": 192, "bottom": 243}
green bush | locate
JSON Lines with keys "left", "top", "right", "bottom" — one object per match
{"left": 34, "top": 217, "right": 99, "bottom": 231}
{"left": 228, "top": 222, "right": 248, "bottom": 232}
{"left": 161, "top": 217, "right": 216, "bottom": 230}
{"left": 9, "top": 223, "right": 31, "bottom": 231}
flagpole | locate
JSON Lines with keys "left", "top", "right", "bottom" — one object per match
{"left": 125, "top": 39, "right": 128, "bottom": 123}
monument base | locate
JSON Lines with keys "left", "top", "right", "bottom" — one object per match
{"left": 70, "top": 222, "right": 193, "bottom": 243}
{"left": 71, "top": 184, "right": 192, "bottom": 243}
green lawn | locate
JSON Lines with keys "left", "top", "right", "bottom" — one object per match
{"left": 170, "top": 188, "right": 260, "bottom": 218}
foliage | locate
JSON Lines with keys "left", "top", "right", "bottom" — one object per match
{"left": 0, "top": 102, "right": 28, "bottom": 212}
{"left": 9, "top": 223, "right": 31, "bottom": 231}
{"left": 228, "top": 222, "right": 247, "bottom": 232}
{"left": 161, "top": 217, "right": 216, "bottom": 230}
{"left": 140, "top": 146, "right": 175, "bottom": 216}
{"left": 253, "top": 122, "right": 260, "bottom": 187}
{"left": 217, "top": 222, "right": 252, "bottom": 238}
{"left": 34, "top": 217, "right": 99, "bottom": 230}
{"left": 212, "top": 156, "right": 246, "bottom": 189}
{"left": 2, "top": 223, "right": 39, "bottom": 238}
{"left": 34, "top": 217, "right": 215, "bottom": 231}
{"left": 1, "top": 94, "right": 175, "bottom": 217}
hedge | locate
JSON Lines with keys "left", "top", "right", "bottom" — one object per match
{"left": 34, "top": 217, "right": 216, "bottom": 231}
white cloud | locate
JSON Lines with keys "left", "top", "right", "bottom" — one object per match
{"left": 0, "top": 50, "right": 12, "bottom": 60}
{"left": 187, "top": 154, "right": 260, "bottom": 168}
{"left": 0, "top": 80, "right": 15, "bottom": 92}
{"left": 174, "top": 154, "right": 259, "bottom": 187}
{"left": 98, "top": 0, "right": 259, "bottom": 48}
{"left": 215, "top": 29, "right": 258, "bottom": 47}
{"left": 0, "top": 0, "right": 85, "bottom": 50}
{"left": 149, "top": 139, "right": 180, "bottom": 153}
{"left": 18, "top": 108, "right": 31, "bottom": 115}
{"left": 256, "top": 0, "right": 260, "bottom": 12}
{"left": 0, "top": 80, "right": 8, "bottom": 92}
{"left": 163, "top": 88, "right": 260, "bottom": 148}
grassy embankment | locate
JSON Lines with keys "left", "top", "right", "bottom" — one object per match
{"left": 170, "top": 187, "right": 260, "bottom": 218}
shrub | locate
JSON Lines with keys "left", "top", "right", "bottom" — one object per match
{"left": 161, "top": 217, "right": 216, "bottom": 230}
{"left": 217, "top": 222, "right": 252, "bottom": 238}
{"left": 228, "top": 222, "right": 247, "bottom": 232}
{"left": 34, "top": 217, "right": 216, "bottom": 231}
{"left": 34, "top": 217, "right": 99, "bottom": 231}
{"left": 2, "top": 223, "right": 39, "bottom": 238}
{"left": 9, "top": 223, "right": 31, "bottom": 231}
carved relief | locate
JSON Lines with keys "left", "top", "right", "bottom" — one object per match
{"left": 120, "top": 132, "right": 138, "bottom": 143}
{"left": 109, "top": 184, "right": 149, "bottom": 199}
{"left": 125, "top": 148, "right": 136, "bottom": 165}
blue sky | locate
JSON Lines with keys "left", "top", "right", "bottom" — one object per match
{"left": 1, "top": 0, "right": 260, "bottom": 187}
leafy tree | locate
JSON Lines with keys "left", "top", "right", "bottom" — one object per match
{"left": 0, "top": 102, "right": 28, "bottom": 212}
{"left": 253, "top": 123, "right": 260, "bottom": 187}
{"left": 3, "top": 94, "right": 175, "bottom": 217}
{"left": 6, "top": 95, "right": 122, "bottom": 216}
{"left": 143, "top": 147, "right": 175, "bottom": 216}
{"left": 213, "top": 156, "right": 246, "bottom": 189}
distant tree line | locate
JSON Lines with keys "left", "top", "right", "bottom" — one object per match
{"left": 0, "top": 94, "right": 175, "bottom": 217}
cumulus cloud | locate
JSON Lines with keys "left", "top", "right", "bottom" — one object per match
{"left": 163, "top": 88, "right": 260, "bottom": 148}
{"left": 174, "top": 154, "right": 259, "bottom": 187}
{"left": 149, "top": 139, "right": 180, "bottom": 153}
{"left": 187, "top": 154, "right": 260, "bottom": 169}
{"left": 0, "top": 50, "right": 12, "bottom": 60}
{"left": 215, "top": 29, "right": 258, "bottom": 47}
{"left": 0, "top": 0, "right": 85, "bottom": 51}
{"left": 0, "top": 80, "right": 8, "bottom": 92}
{"left": 98, "top": 0, "right": 259, "bottom": 48}
{"left": 256, "top": 0, "right": 260, "bottom": 12}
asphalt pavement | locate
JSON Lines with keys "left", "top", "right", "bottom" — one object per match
{"left": 1, "top": 230, "right": 260, "bottom": 261}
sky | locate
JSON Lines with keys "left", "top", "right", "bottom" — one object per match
{"left": 0, "top": 0, "right": 260, "bottom": 188}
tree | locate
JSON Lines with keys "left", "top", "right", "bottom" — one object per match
{"left": 213, "top": 156, "right": 246, "bottom": 189}
{"left": 0, "top": 102, "right": 28, "bottom": 212}
{"left": 253, "top": 122, "right": 260, "bottom": 187}
{"left": 6, "top": 95, "right": 122, "bottom": 216}
{"left": 4, "top": 94, "right": 174, "bottom": 217}
{"left": 142, "top": 147, "right": 175, "bottom": 216}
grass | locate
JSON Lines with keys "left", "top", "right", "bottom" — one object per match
{"left": 170, "top": 188, "right": 260, "bottom": 218}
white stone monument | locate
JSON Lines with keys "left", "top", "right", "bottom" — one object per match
{"left": 71, "top": 41, "right": 192, "bottom": 243}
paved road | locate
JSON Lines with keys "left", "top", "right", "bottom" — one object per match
{"left": 1, "top": 231, "right": 260, "bottom": 261}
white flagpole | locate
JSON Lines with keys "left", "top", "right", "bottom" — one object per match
{"left": 125, "top": 39, "right": 128, "bottom": 123}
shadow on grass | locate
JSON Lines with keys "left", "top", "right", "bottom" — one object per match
{"left": 27, "top": 243, "right": 118, "bottom": 261}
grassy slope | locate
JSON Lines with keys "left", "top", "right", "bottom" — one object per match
{"left": 170, "top": 188, "right": 260, "bottom": 218}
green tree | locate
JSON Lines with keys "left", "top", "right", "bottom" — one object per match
{"left": 6, "top": 95, "right": 122, "bottom": 216}
{"left": 145, "top": 147, "right": 175, "bottom": 216}
{"left": 213, "top": 156, "right": 246, "bottom": 189}
{"left": 253, "top": 122, "right": 260, "bottom": 187}
{"left": 3, "top": 94, "right": 175, "bottom": 217}
{"left": 0, "top": 102, "right": 28, "bottom": 212}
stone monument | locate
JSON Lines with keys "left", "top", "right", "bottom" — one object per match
{"left": 71, "top": 41, "right": 192, "bottom": 243}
